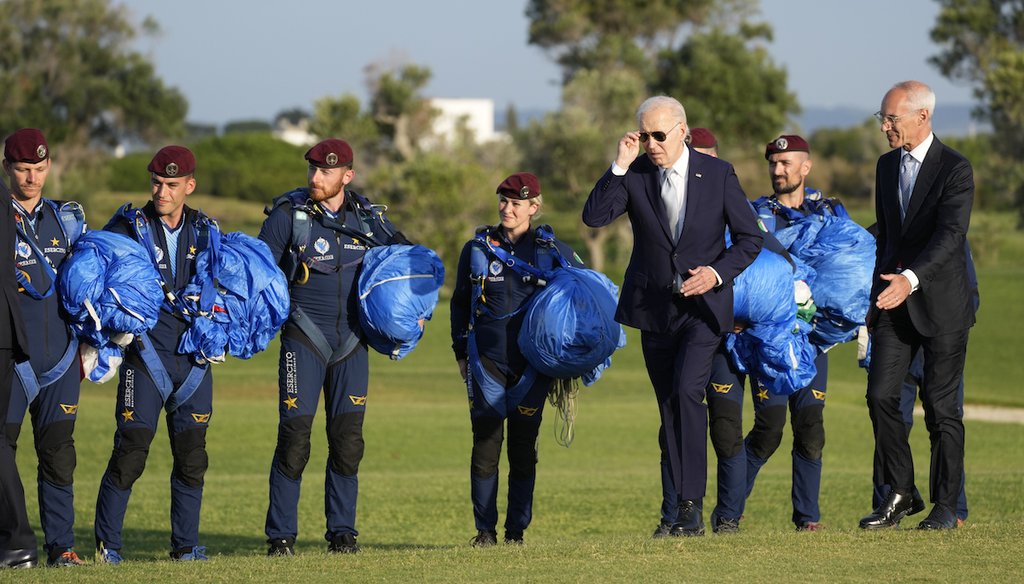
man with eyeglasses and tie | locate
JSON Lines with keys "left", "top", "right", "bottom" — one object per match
{"left": 584, "top": 96, "right": 762, "bottom": 537}
{"left": 860, "top": 80, "right": 975, "bottom": 531}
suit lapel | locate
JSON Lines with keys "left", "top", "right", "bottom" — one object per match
{"left": 902, "top": 138, "right": 942, "bottom": 234}
{"left": 881, "top": 150, "right": 901, "bottom": 232}
{"left": 678, "top": 150, "right": 704, "bottom": 244}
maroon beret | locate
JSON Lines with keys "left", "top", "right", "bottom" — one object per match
{"left": 305, "top": 138, "right": 353, "bottom": 168}
{"left": 765, "top": 134, "right": 810, "bottom": 159}
{"left": 4, "top": 128, "right": 49, "bottom": 163}
{"left": 496, "top": 172, "right": 541, "bottom": 200}
{"left": 148, "top": 145, "right": 196, "bottom": 177}
{"left": 689, "top": 127, "right": 718, "bottom": 149}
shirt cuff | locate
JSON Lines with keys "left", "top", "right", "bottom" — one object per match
{"left": 610, "top": 162, "right": 628, "bottom": 176}
{"left": 708, "top": 266, "right": 723, "bottom": 287}
{"left": 902, "top": 269, "right": 920, "bottom": 293}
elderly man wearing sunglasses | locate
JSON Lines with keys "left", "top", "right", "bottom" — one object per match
{"left": 583, "top": 96, "right": 762, "bottom": 538}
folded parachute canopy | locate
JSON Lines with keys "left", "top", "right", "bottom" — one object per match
{"left": 728, "top": 247, "right": 818, "bottom": 396}
{"left": 518, "top": 266, "right": 626, "bottom": 385}
{"left": 358, "top": 244, "right": 445, "bottom": 360}
{"left": 177, "top": 231, "right": 291, "bottom": 362}
{"left": 58, "top": 230, "right": 164, "bottom": 383}
{"left": 773, "top": 215, "right": 875, "bottom": 348}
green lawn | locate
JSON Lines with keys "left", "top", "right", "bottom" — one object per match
{"left": 12, "top": 290, "right": 1024, "bottom": 582}
{"left": 11, "top": 198, "right": 1023, "bottom": 581}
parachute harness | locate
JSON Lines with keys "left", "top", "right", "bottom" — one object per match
{"left": 469, "top": 227, "right": 584, "bottom": 446}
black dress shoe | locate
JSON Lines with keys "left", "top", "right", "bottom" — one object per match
{"left": 917, "top": 505, "right": 957, "bottom": 530}
{"left": 669, "top": 500, "right": 705, "bottom": 537}
{"left": 859, "top": 491, "right": 916, "bottom": 529}
{"left": 909, "top": 491, "right": 926, "bottom": 516}
{"left": 0, "top": 548, "right": 38, "bottom": 569}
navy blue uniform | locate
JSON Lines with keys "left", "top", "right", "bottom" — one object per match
{"left": 260, "top": 189, "right": 405, "bottom": 545}
{"left": 94, "top": 203, "right": 214, "bottom": 554}
{"left": 739, "top": 191, "right": 837, "bottom": 528}
{"left": 450, "top": 225, "right": 581, "bottom": 538}
{"left": 5, "top": 199, "right": 81, "bottom": 556}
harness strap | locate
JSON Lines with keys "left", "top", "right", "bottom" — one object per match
{"left": 14, "top": 336, "right": 80, "bottom": 403}
{"left": 13, "top": 214, "right": 58, "bottom": 299}
{"left": 287, "top": 305, "right": 361, "bottom": 366}
{"left": 136, "top": 332, "right": 209, "bottom": 413}
{"left": 466, "top": 331, "right": 538, "bottom": 418}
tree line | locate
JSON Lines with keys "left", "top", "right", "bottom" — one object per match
{"left": 2, "top": 0, "right": 1020, "bottom": 271}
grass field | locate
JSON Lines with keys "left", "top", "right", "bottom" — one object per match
{"left": 9, "top": 195, "right": 1024, "bottom": 582}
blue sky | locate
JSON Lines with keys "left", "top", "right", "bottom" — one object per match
{"left": 121, "top": 0, "right": 976, "bottom": 125}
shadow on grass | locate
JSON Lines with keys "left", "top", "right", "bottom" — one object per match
{"left": 70, "top": 526, "right": 462, "bottom": 561}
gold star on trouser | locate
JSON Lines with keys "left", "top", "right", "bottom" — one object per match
{"left": 50, "top": 237, "right": 60, "bottom": 246}
{"left": 755, "top": 388, "right": 769, "bottom": 401}
{"left": 283, "top": 396, "right": 298, "bottom": 410}
{"left": 121, "top": 409, "right": 135, "bottom": 422}
{"left": 189, "top": 245, "right": 197, "bottom": 254}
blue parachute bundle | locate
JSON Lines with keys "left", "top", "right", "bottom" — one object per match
{"left": 58, "top": 230, "right": 164, "bottom": 382}
{"left": 357, "top": 244, "right": 445, "bottom": 360}
{"left": 727, "top": 248, "right": 818, "bottom": 396}
{"left": 518, "top": 266, "right": 627, "bottom": 385}
{"left": 774, "top": 215, "right": 875, "bottom": 348}
{"left": 177, "top": 231, "right": 291, "bottom": 362}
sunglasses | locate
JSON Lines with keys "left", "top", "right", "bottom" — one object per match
{"left": 639, "top": 121, "right": 681, "bottom": 143}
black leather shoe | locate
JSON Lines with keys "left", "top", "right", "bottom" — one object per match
{"left": 917, "top": 505, "right": 957, "bottom": 530}
{"left": 0, "top": 548, "right": 38, "bottom": 569}
{"left": 651, "top": 519, "right": 673, "bottom": 539}
{"left": 859, "top": 491, "right": 916, "bottom": 529}
{"left": 909, "top": 491, "right": 926, "bottom": 516}
{"left": 669, "top": 500, "right": 705, "bottom": 537}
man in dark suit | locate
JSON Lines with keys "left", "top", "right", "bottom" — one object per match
{"left": 0, "top": 166, "right": 38, "bottom": 568}
{"left": 860, "top": 80, "right": 975, "bottom": 531}
{"left": 583, "top": 96, "right": 762, "bottom": 536}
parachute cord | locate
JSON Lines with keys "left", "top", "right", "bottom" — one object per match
{"left": 548, "top": 377, "right": 580, "bottom": 448}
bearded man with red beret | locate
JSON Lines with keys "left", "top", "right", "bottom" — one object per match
{"left": 259, "top": 138, "right": 410, "bottom": 556}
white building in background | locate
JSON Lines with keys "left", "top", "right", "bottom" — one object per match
{"left": 426, "top": 98, "right": 505, "bottom": 147}
{"left": 273, "top": 115, "right": 317, "bottom": 147}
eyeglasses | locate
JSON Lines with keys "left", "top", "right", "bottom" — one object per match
{"left": 874, "top": 109, "right": 921, "bottom": 127}
{"left": 639, "top": 121, "right": 681, "bottom": 143}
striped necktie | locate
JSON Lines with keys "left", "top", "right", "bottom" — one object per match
{"left": 899, "top": 152, "right": 917, "bottom": 219}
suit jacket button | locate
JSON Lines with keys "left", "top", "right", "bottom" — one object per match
{"left": 672, "top": 253, "right": 678, "bottom": 259}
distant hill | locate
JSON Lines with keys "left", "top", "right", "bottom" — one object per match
{"left": 793, "top": 103, "right": 990, "bottom": 137}
{"left": 496, "top": 104, "right": 991, "bottom": 137}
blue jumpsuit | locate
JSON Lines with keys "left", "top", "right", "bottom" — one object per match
{"left": 94, "top": 203, "right": 215, "bottom": 554}
{"left": 6, "top": 199, "right": 81, "bottom": 557}
{"left": 450, "top": 225, "right": 581, "bottom": 538}
{"left": 740, "top": 191, "right": 839, "bottom": 528}
{"left": 259, "top": 189, "right": 407, "bottom": 545}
